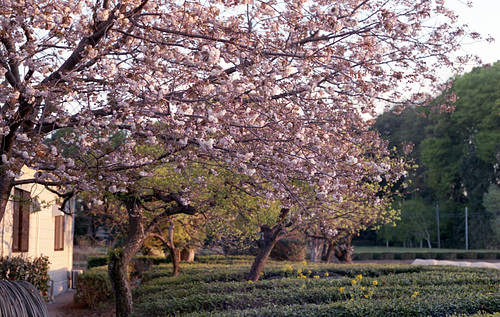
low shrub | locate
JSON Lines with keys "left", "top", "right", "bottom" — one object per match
{"left": 352, "top": 253, "right": 372, "bottom": 261}
{"left": 477, "top": 252, "right": 498, "bottom": 260}
{"left": 87, "top": 256, "right": 108, "bottom": 269}
{"left": 457, "top": 252, "right": 478, "bottom": 260}
{"left": 74, "top": 267, "right": 113, "bottom": 308}
{"left": 87, "top": 255, "right": 170, "bottom": 269}
{"left": 372, "top": 252, "right": 394, "bottom": 260}
{"left": 436, "top": 252, "right": 457, "bottom": 260}
{"left": 394, "top": 252, "right": 415, "bottom": 260}
{"left": 270, "top": 239, "right": 307, "bottom": 262}
{"left": 417, "top": 252, "right": 437, "bottom": 259}
{"left": 133, "top": 258, "right": 500, "bottom": 317}
{"left": 0, "top": 255, "right": 51, "bottom": 301}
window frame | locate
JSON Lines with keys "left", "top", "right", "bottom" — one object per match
{"left": 54, "top": 214, "right": 65, "bottom": 251}
{"left": 12, "top": 188, "right": 30, "bottom": 253}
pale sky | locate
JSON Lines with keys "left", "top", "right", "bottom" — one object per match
{"left": 444, "top": 0, "right": 500, "bottom": 79}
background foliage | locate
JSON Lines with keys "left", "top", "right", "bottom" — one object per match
{"left": 371, "top": 61, "right": 500, "bottom": 249}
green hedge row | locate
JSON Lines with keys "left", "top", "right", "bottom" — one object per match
{"left": 133, "top": 260, "right": 500, "bottom": 317}
{"left": 87, "top": 255, "right": 171, "bottom": 269}
{"left": 353, "top": 251, "right": 500, "bottom": 261}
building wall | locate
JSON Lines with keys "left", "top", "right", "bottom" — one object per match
{"left": 0, "top": 168, "right": 74, "bottom": 297}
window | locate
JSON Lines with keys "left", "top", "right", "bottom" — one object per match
{"left": 54, "top": 215, "right": 65, "bottom": 251}
{"left": 12, "top": 188, "right": 30, "bottom": 252}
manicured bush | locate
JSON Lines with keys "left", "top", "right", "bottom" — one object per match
{"left": 417, "top": 252, "right": 437, "bottom": 259}
{"left": 436, "top": 252, "right": 457, "bottom": 260}
{"left": 372, "top": 252, "right": 394, "bottom": 260}
{"left": 457, "top": 252, "right": 478, "bottom": 260}
{"left": 133, "top": 257, "right": 500, "bottom": 317}
{"left": 87, "top": 255, "right": 108, "bottom": 269}
{"left": 353, "top": 253, "right": 372, "bottom": 261}
{"left": 270, "top": 239, "right": 307, "bottom": 262}
{"left": 0, "top": 255, "right": 51, "bottom": 301}
{"left": 394, "top": 252, "right": 415, "bottom": 260}
{"left": 87, "top": 255, "right": 170, "bottom": 269}
{"left": 477, "top": 252, "right": 498, "bottom": 260}
{"left": 74, "top": 267, "right": 113, "bottom": 308}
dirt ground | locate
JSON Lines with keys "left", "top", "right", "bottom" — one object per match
{"left": 46, "top": 290, "right": 115, "bottom": 317}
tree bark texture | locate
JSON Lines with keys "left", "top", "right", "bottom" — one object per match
{"left": 165, "top": 246, "right": 181, "bottom": 277}
{"left": 180, "top": 248, "right": 195, "bottom": 262}
{"left": 245, "top": 225, "right": 282, "bottom": 281}
{"left": 324, "top": 241, "right": 335, "bottom": 263}
{"left": 0, "top": 174, "right": 14, "bottom": 225}
{"left": 108, "top": 200, "right": 149, "bottom": 317}
{"left": 309, "top": 239, "right": 324, "bottom": 263}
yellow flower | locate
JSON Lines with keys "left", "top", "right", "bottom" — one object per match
{"left": 411, "top": 291, "right": 419, "bottom": 298}
{"left": 372, "top": 280, "right": 378, "bottom": 286}
{"left": 301, "top": 284, "right": 306, "bottom": 289}
{"left": 297, "top": 269, "right": 302, "bottom": 274}
{"left": 248, "top": 280, "right": 253, "bottom": 283}
{"left": 308, "top": 270, "right": 312, "bottom": 275}
{"left": 339, "top": 287, "right": 345, "bottom": 293}
{"left": 356, "top": 274, "right": 363, "bottom": 280}
{"left": 313, "top": 275, "right": 320, "bottom": 279}
{"left": 302, "top": 261, "right": 307, "bottom": 265}
{"left": 361, "top": 287, "right": 365, "bottom": 291}
{"left": 351, "top": 279, "right": 357, "bottom": 285}
{"left": 324, "top": 272, "right": 329, "bottom": 277}
{"left": 364, "top": 294, "right": 369, "bottom": 298}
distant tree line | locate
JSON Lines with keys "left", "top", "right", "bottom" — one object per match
{"left": 366, "top": 61, "right": 500, "bottom": 249}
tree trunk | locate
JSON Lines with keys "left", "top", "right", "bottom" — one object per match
{"left": 108, "top": 252, "right": 134, "bottom": 317}
{"left": 330, "top": 234, "right": 353, "bottom": 263}
{"left": 167, "top": 220, "right": 181, "bottom": 276}
{"left": 154, "top": 220, "right": 182, "bottom": 277}
{"left": 108, "top": 201, "right": 148, "bottom": 317}
{"left": 165, "top": 246, "right": 181, "bottom": 277}
{"left": 181, "top": 248, "right": 195, "bottom": 262}
{"left": 309, "top": 239, "right": 324, "bottom": 262}
{"left": 0, "top": 173, "right": 14, "bottom": 223}
{"left": 246, "top": 226, "right": 281, "bottom": 281}
{"left": 425, "top": 229, "right": 432, "bottom": 249}
{"left": 324, "top": 241, "right": 335, "bottom": 263}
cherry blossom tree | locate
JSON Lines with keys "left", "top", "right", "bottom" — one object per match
{"left": 0, "top": 0, "right": 482, "bottom": 315}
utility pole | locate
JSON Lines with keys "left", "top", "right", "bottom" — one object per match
{"left": 436, "top": 202, "right": 441, "bottom": 249}
{"left": 465, "top": 207, "right": 468, "bottom": 251}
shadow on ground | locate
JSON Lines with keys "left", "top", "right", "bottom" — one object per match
{"left": 47, "top": 290, "right": 114, "bottom": 317}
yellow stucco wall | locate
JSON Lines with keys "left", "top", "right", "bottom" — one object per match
{"left": 0, "top": 166, "right": 74, "bottom": 296}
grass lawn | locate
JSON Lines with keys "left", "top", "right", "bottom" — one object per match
{"left": 132, "top": 256, "right": 500, "bottom": 316}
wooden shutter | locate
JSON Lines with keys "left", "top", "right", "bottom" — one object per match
{"left": 13, "top": 188, "right": 30, "bottom": 252}
{"left": 54, "top": 215, "right": 65, "bottom": 251}
{"left": 20, "top": 190, "right": 30, "bottom": 252}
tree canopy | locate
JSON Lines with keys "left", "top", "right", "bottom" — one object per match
{"left": 1, "top": 0, "right": 478, "bottom": 220}
{"left": 373, "top": 61, "right": 500, "bottom": 249}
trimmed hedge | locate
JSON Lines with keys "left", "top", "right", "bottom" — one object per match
{"left": 353, "top": 250, "right": 500, "bottom": 261}
{"left": 87, "top": 255, "right": 170, "bottom": 269}
{"left": 133, "top": 259, "right": 500, "bottom": 317}
{"left": 270, "top": 239, "right": 307, "bottom": 262}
